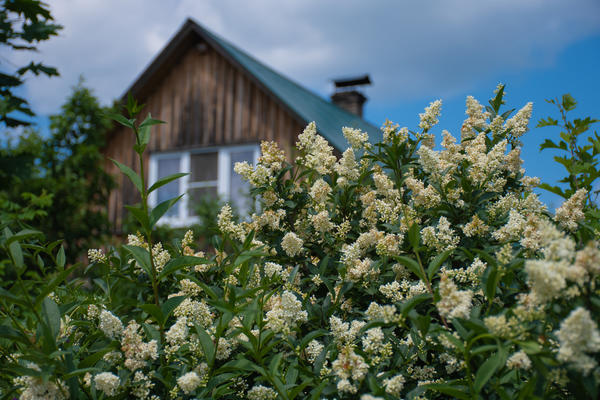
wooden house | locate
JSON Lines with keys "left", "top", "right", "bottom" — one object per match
{"left": 104, "top": 18, "right": 378, "bottom": 229}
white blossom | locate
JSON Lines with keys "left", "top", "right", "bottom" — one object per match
{"left": 94, "top": 372, "right": 120, "bottom": 397}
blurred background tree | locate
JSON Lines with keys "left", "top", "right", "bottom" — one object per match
{"left": 0, "top": 0, "right": 62, "bottom": 127}
{"left": 0, "top": 79, "right": 115, "bottom": 263}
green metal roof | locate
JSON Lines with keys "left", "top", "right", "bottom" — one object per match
{"left": 193, "top": 21, "right": 380, "bottom": 151}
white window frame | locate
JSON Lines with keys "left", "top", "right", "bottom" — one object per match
{"left": 148, "top": 144, "right": 260, "bottom": 227}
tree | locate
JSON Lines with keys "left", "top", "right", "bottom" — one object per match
{"left": 0, "top": 80, "right": 116, "bottom": 262}
{"left": 0, "top": 0, "right": 61, "bottom": 127}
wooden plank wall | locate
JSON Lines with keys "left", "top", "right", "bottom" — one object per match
{"left": 104, "top": 43, "right": 304, "bottom": 230}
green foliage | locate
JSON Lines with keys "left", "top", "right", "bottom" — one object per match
{"left": 537, "top": 94, "right": 600, "bottom": 205}
{"left": 0, "top": 0, "right": 62, "bottom": 127}
{"left": 0, "top": 80, "right": 116, "bottom": 263}
{"left": 1, "top": 87, "right": 600, "bottom": 400}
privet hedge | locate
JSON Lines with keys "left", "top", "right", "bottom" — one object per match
{"left": 1, "top": 86, "right": 599, "bottom": 399}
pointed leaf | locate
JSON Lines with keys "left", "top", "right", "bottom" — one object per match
{"left": 427, "top": 249, "right": 452, "bottom": 279}
{"left": 111, "top": 159, "right": 142, "bottom": 193}
{"left": 123, "top": 245, "right": 151, "bottom": 276}
{"left": 56, "top": 245, "right": 65, "bottom": 269}
{"left": 395, "top": 255, "right": 425, "bottom": 281}
{"left": 474, "top": 349, "right": 505, "bottom": 393}
{"left": 148, "top": 173, "right": 188, "bottom": 194}
{"left": 150, "top": 195, "right": 184, "bottom": 227}
{"left": 158, "top": 256, "right": 208, "bottom": 281}
{"left": 42, "top": 297, "right": 61, "bottom": 341}
{"left": 161, "top": 296, "right": 186, "bottom": 325}
{"left": 195, "top": 324, "right": 216, "bottom": 367}
{"left": 108, "top": 113, "right": 134, "bottom": 128}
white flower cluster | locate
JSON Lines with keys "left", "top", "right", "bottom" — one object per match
{"left": 554, "top": 188, "right": 587, "bottom": 231}
{"left": 281, "top": 232, "right": 304, "bottom": 257}
{"left": 342, "top": 126, "right": 370, "bottom": 149}
{"left": 88, "top": 248, "right": 107, "bottom": 263}
{"left": 305, "top": 339, "right": 324, "bottom": 363}
{"left": 13, "top": 364, "right": 69, "bottom": 400}
{"left": 121, "top": 320, "right": 159, "bottom": 371}
{"left": 437, "top": 273, "right": 473, "bottom": 319}
{"left": 247, "top": 385, "right": 278, "bottom": 400}
{"left": 331, "top": 346, "right": 369, "bottom": 394}
{"left": 296, "top": 122, "right": 337, "bottom": 175}
{"left": 504, "top": 102, "right": 533, "bottom": 138}
{"left": 421, "top": 216, "right": 459, "bottom": 252}
{"left": 506, "top": 351, "right": 531, "bottom": 370}
{"left": 265, "top": 290, "right": 308, "bottom": 334}
{"left": 556, "top": 307, "right": 600, "bottom": 375}
{"left": 419, "top": 99, "right": 442, "bottom": 132}
{"left": 99, "top": 310, "right": 123, "bottom": 339}
{"left": 94, "top": 372, "right": 120, "bottom": 397}
{"left": 177, "top": 371, "right": 202, "bottom": 394}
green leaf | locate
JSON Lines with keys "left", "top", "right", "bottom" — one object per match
{"left": 474, "top": 348, "right": 505, "bottom": 393}
{"left": 490, "top": 84, "right": 505, "bottom": 112}
{"left": 562, "top": 94, "right": 577, "bottom": 111}
{"left": 269, "top": 352, "right": 283, "bottom": 376}
{"left": 148, "top": 173, "right": 188, "bottom": 194}
{"left": 0, "top": 287, "right": 28, "bottom": 307}
{"left": 408, "top": 223, "right": 420, "bottom": 250}
{"left": 299, "top": 329, "right": 328, "bottom": 352}
{"left": 79, "top": 348, "right": 112, "bottom": 368}
{"left": 195, "top": 324, "right": 216, "bottom": 367}
{"left": 427, "top": 383, "right": 470, "bottom": 399}
{"left": 123, "top": 245, "right": 151, "bottom": 276}
{"left": 427, "top": 249, "right": 452, "bottom": 279}
{"left": 139, "top": 304, "right": 164, "bottom": 326}
{"left": 35, "top": 267, "right": 72, "bottom": 307}
{"left": 3, "top": 228, "right": 43, "bottom": 245}
{"left": 63, "top": 367, "right": 101, "bottom": 380}
{"left": 139, "top": 114, "right": 165, "bottom": 129}
{"left": 0, "top": 325, "right": 29, "bottom": 344}
{"left": 108, "top": 112, "right": 134, "bottom": 128}
{"left": 111, "top": 159, "right": 143, "bottom": 193}
{"left": 56, "top": 245, "right": 65, "bottom": 269}
{"left": 42, "top": 297, "right": 61, "bottom": 341}
{"left": 536, "top": 118, "right": 559, "bottom": 128}
{"left": 161, "top": 296, "right": 186, "bottom": 324}
{"left": 125, "top": 204, "right": 150, "bottom": 232}
{"left": 539, "top": 138, "right": 562, "bottom": 150}
{"left": 7, "top": 235, "right": 24, "bottom": 270}
{"left": 484, "top": 266, "right": 500, "bottom": 303}
{"left": 150, "top": 195, "right": 184, "bottom": 227}
{"left": 158, "top": 256, "right": 208, "bottom": 281}
{"left": 401, "top": 293, "right": 432, "bottom": 316}
{"left": 395, "top": 255, "right": 425, "bottom": 281}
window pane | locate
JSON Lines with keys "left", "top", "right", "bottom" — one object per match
{"left": 188, "top": 187, "right": 218, "bottom": 216}
{"left": 157, "top": 157, "right": 181, "bottom": 217}
{"left": 230, "top": 150, "right": 254, "bottom": 216}
{"left": 191, "top": 152, "right": 218, "bottom": 182}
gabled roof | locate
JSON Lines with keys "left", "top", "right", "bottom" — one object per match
{"left": 123, "top": 18, "right": 379, "bottom": 151}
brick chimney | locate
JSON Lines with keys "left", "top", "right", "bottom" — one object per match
{"left": 330, "top": 75, "right": 371, "bottom": 117}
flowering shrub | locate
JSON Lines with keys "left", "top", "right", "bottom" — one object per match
{"left": 1, "top": 86, "right": 599, "bottom": 399}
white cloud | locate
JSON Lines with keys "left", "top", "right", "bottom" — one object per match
{"left": 8, "top": 0, "right": 600, "bottom": 116}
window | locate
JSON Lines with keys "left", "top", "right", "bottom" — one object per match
{"left": 148, "top": 144, "right": 259, "bottom": 226}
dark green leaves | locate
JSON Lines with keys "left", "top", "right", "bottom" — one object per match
{"left": 150, "top": 195, "right": 184, "bottom": 227}
{"left": 427, "top": 249, "right": 452, "bottom": 280}
{"left": 42, "top": 297, "right": 60, "bottom": 346}
{"left": 474, "top": 347, "right": 506, "bottom": 393}
{"left": 123, "top": 245, "right": 151, "bottom": 276}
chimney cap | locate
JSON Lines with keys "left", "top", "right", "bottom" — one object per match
{"left": 333, "top": 74, "right": 371, "bottom": 88}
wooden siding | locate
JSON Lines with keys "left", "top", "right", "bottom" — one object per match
{"left": 104, "top": 43, "right": 304, "bottom": 230}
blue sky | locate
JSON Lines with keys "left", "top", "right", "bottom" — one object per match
{"left": 363, "top": 33, "right": 600, "bottom": 208}
{"left": 5, "top": 0, "right": 600, "bottom": 208}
